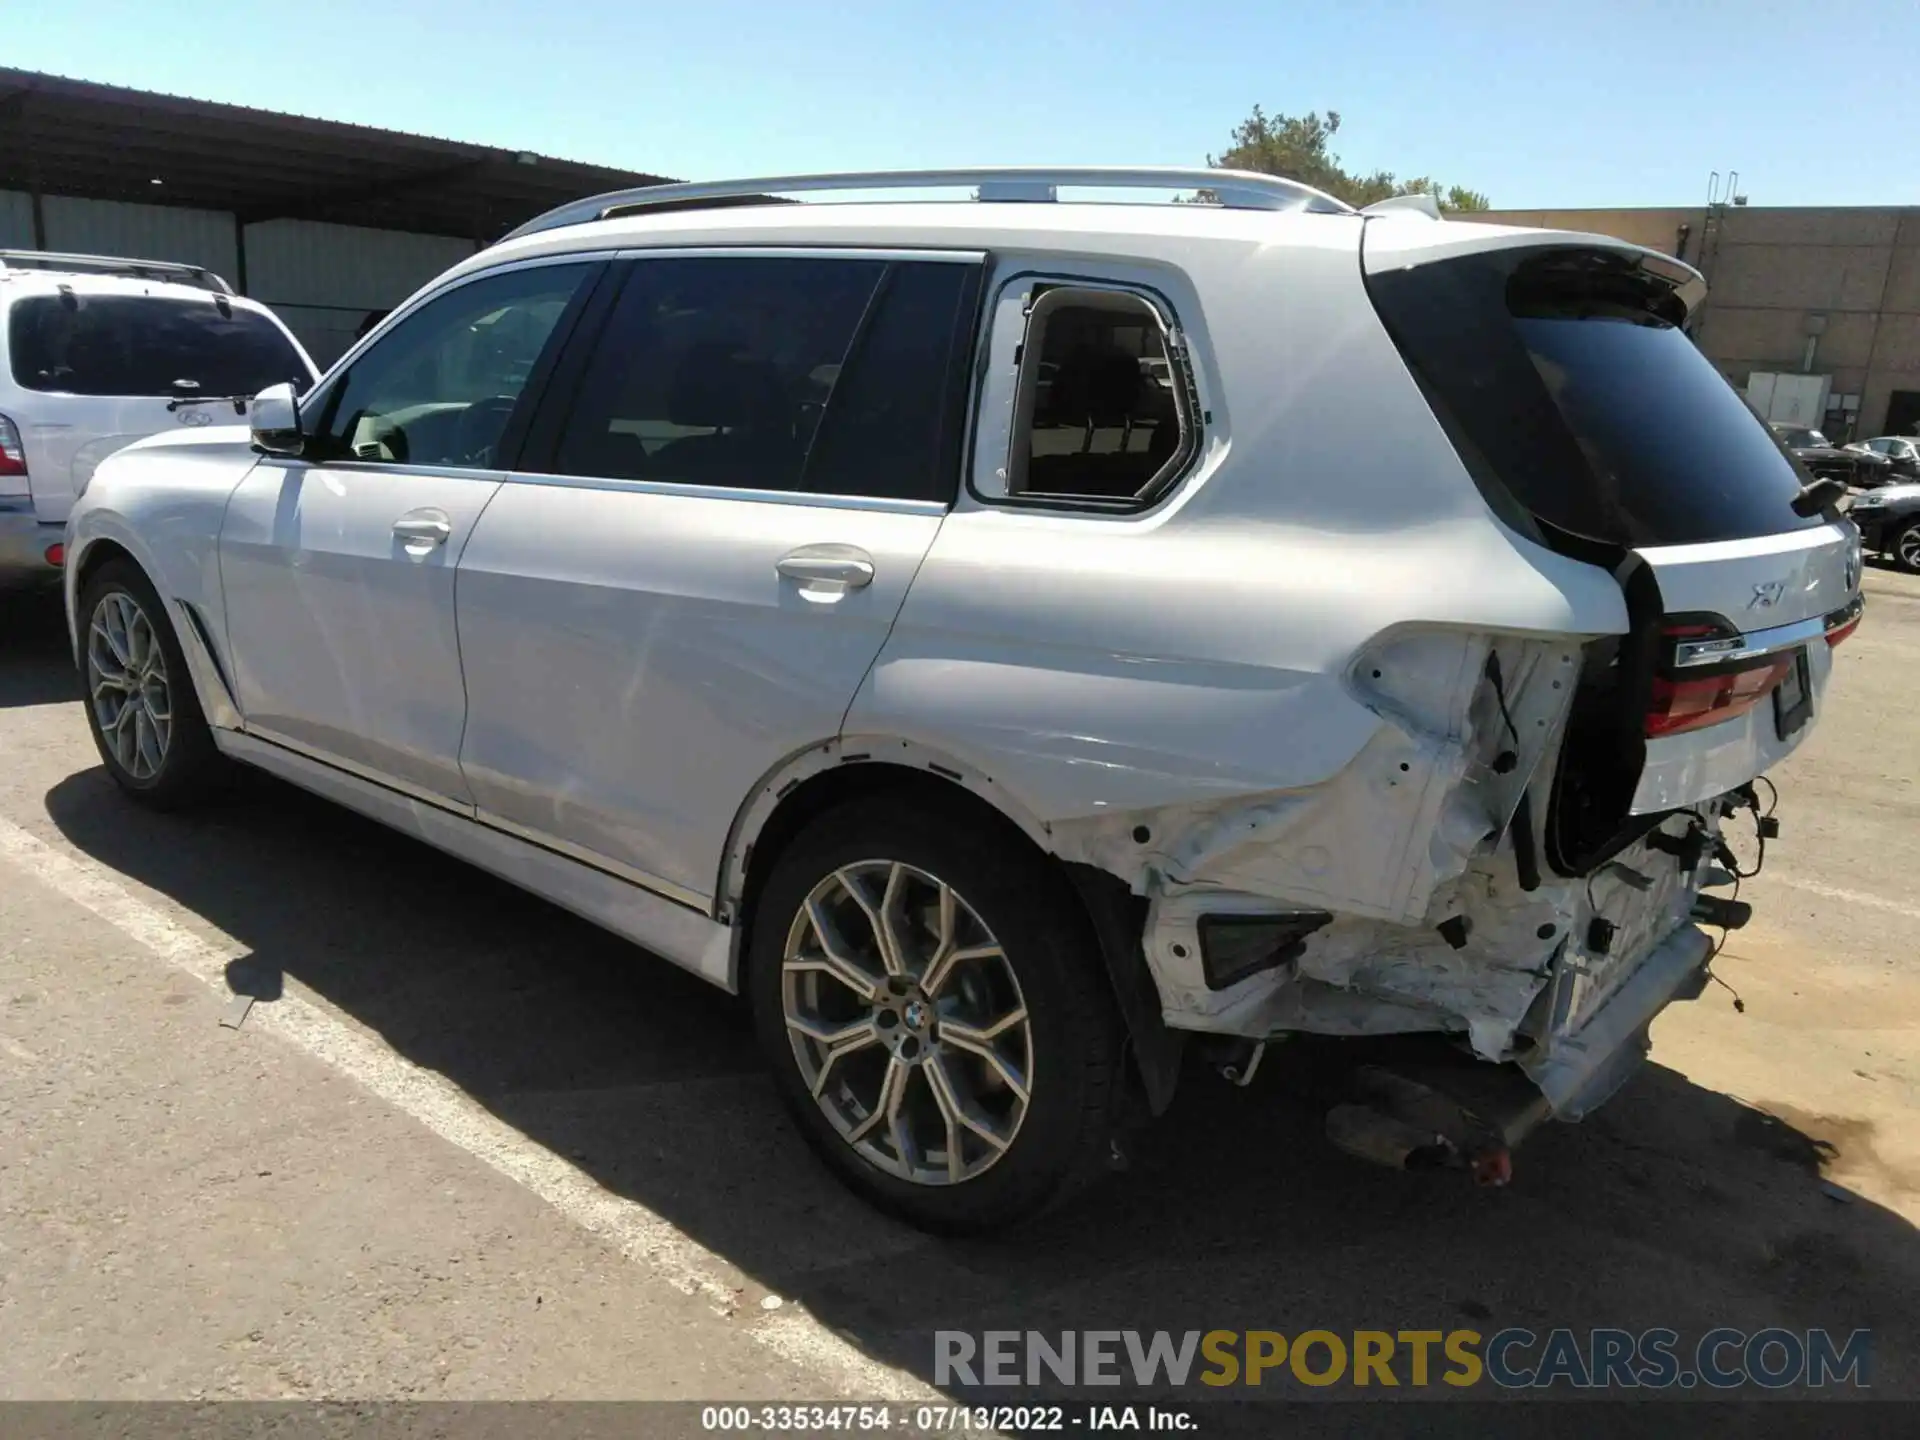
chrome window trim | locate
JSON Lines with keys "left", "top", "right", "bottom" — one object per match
{"left": 1672, "top": 613, "right": 1833, "bottom": 669}
{"left": 498, "top": 468, "right": 950, "bottom": 516}
{"left": 256, "top": 457, "right": 506, "bottom": 483}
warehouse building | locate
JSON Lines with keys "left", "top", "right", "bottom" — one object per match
{"left": 1482, "top": 202, "right": 1920, "bottom": 442}
{"left": 0, "top": 68, "right": 666, "bottom": 366}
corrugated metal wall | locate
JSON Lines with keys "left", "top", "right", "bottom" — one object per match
{"left": 244, "top": 220, "right": 477, "bottom": 367}
{"left": 43, "top": 196, "right": 240, "bottom": 279}
{"left": 0, "top": 191, "right": 34, "bottom": 247}
{"left": 0, "top": 194, "right": 478, "bottom": 370}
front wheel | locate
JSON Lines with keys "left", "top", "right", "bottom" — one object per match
{"left": 748, "top": 795, "right": 1124, "bottom": 1233}
{"left": 79, "top": 559, "right": 224, "bottom": 808}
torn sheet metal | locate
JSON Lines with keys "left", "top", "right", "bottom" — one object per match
{"left": 1047, "top": 624, "right": 1716, "bottom": 1065}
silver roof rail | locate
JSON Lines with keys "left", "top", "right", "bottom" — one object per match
{"left": 502, "top": 166, "right": 1355, "bottom": 242}
{"left": 0, "top": 249, "right": 235, "bottom": 295}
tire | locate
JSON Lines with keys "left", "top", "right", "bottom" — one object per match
{"left": 78, "top": 558, "right": 225, "bottom": 809}
{"left": 1895, "top": 520, "right": 1920, "bottom": 575}
{"left": 748, "top": 794, "right": 1124, "bottom": 1233}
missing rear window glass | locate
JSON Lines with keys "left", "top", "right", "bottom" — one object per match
{"left": 1007, "top": 286, "right": 1191, "bottom": 505}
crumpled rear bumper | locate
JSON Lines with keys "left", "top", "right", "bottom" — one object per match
{"left": 1520, "top": 921, "right": 1713, "bottom": 1119}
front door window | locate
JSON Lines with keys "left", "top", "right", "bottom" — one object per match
{"left": 312, "top": 263, "right": 594, "bottom": 469}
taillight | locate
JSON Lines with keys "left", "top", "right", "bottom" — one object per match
{"left": 1646, "top": 659, "right": 1792, "bottom": 736}
{"left": 1645, "top": 620, "right": 1793, "bottom": 738}
{"left": 0, "top": 414, "right": 27, "bottom": 479}
{"left": 1825, "top": 596, "right": 1864, "bottom": 648}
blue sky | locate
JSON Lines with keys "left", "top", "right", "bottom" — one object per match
{"left": 7, "top": 0, "right": 1917, "bottom": 208}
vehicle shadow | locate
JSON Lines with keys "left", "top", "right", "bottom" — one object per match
{"left": 35, "top": 760, "right": 1920, "bottom": 1413}
{"left": 0, "top": 590, "right": 77, "bottom": 708}
{"left": 9, "top": 601, "right": 1915, "bottom": 1415}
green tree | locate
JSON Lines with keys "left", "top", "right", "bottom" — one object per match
{"left": 1208, "top": 106, "right": 1490, "bottom": 212}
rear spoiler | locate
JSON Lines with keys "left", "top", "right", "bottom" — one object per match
{"left": 1360, "top": 224, "right": 1708, "bottom": 320}
{"left": 0, "top": 249, "right": 235, "bottom": 295}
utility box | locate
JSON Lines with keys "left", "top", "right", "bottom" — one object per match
{"left": 1745, "top": 371, "right": 1832, "bottom": 428}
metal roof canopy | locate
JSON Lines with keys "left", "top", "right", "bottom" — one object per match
{"left": 0, "top": 68, "right": 672, "bottom": 241}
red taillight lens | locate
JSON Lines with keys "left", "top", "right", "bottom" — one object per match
{"left": 1646, "top": 619, "right": 1795, "bottom": 737}
{"left": 43, "top": 543, "right": 63, "bottom": 568}
{"left": 1646, "top": 659, "right": 1792, "bottom": 736}
{"left": 1825, "top": 598, "right": 1864, "bottom": 647}
{"left": 0, "top": 415, "right": 27, "bottom": 478}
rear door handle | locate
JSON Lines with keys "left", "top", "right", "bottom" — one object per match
{"left": 776, "top": 545, "right": 875, "bottom": 591}
{"left": 393, "top": 510, "right": 452, "bottom": 550}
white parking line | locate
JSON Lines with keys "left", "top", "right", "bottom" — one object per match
{"left": 1766, "top": 872, "right": 1920, "bottom": 924}
{"left": 0, "top": 813, "right": 934, "bottom": 1403}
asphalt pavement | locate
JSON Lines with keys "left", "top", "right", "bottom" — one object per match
{"left": 1, "top": 566, "right": 1916, "bottom": 1421}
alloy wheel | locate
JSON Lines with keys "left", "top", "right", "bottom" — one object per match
{"left": 1900, "top": 526, "right": 1920, "bottom": 571}
{"left": 87, "top": 591, "right": 172, "bottom": 781}
{"left": 782, "top": 860, "right": 1033, "bottom": 1186}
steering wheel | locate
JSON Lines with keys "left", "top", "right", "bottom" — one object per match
{"left": 452, "top": 395, "right": 520, "bottom": 467}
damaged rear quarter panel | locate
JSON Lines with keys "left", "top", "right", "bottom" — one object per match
{"left": 846, "top": 505, "right": 1631, "bottom": 1056}
{"left": 840, "top": 230, "right": 1635, "bottom": 1060}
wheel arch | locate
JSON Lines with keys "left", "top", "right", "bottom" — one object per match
{"left": 68, "top": 536, "right": 140, "bottom": 665}
{"left": 721, "top": 737, "right": 1185, "bottom": 1115}
{"left": 70, "top": 534, "right": 241, "bottom": 731}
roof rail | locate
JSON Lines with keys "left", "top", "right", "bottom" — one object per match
{"left": 502, "top": 166, "right": 1356, "bottom": 242}
{"left": 0, "top": 249, "right": 235, "bottom": 295}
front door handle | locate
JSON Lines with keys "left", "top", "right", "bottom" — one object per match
{"left": 393, "top": 510, "right": 452, "bottom": 552}
{"left": 776, "top": 545, "right": 875, "bottom": 591}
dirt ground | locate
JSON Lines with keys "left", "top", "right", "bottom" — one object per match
{"left": 0, "top": 560, "right": 1915, "bottom": 1420}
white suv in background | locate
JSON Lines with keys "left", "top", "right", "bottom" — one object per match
{"left": 0, "top": 250, "right": 315, "bottom": 590}
{"left": 63, "top": 169, "right": 1862, "bottom": 1231}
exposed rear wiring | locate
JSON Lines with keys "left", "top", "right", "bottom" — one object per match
{"left": 1484, "top": 650, "right": 1522, "bottom": 747}
{"left": 1718, "top": 783, "right": 1772, "bottom": 880}
{"left": 1705, "top": 875, "right": 1745, "bottom": 1012}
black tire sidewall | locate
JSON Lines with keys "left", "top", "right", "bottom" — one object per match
{"left": 79, "top": 560, "right": 218, "bottom": 805}
{"left": 748, "top": 796, "right": 1120, "bottom": 1233}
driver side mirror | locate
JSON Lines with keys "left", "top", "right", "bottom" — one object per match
{"left": 250, "top": 382, "right": 306, "bottom": 457}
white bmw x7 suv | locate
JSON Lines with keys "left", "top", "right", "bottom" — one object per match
{"left": 65, "top": 168, "right": 1863, "bottom": 1231}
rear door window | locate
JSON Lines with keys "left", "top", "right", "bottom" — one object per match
{"left": 8, "top": 293, "right": 309, "bottom": 398}
{"left": 543, "top": 254, "right": 980, "bottom": 503}
{"left": 1365, "top": 245, "right": 1821, "bottom": 549}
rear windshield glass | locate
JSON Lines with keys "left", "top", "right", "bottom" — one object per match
{"left": 1365, "top": 245, "right": 1820, "bottom": 548}
{"left": 8, "top": 293, "right": 309, "bottom": 398}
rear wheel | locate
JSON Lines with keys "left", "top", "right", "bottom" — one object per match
{"left": 79, "top": 559, "right": 224, "bottom": 808}
{"left": 1895, "top": 520, "right": 1920, "bottom": 575}
{"left": 748, "top": 795, "right": 1123, "bottom": 1233}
